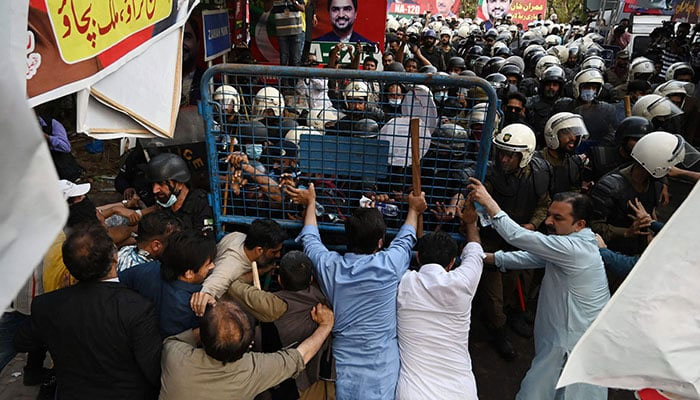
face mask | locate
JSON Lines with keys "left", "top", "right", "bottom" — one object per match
{"left": 434, "top": 91, "right": 448, "bottom": 103}
{"left": 504, "top": 111, "right": 521, "bottom": 124}
{"left": 245, "top": 144, "right": 263, "bottom": 160}
{"left": 388, "top": 98, "right": 402, "bottom": 106}
{"left": 580, "top": 89, "right": 596, "bottom": 102}
{"left": 157, "top": 194, "right": 178, "bottom": 208}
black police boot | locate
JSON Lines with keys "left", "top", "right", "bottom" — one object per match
{"left": 493, "top": 326, "right": 518, "bottom": 361}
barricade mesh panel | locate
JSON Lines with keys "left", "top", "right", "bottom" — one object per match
{"left": 200, "top": 65, "right": 499, "bottom": 238}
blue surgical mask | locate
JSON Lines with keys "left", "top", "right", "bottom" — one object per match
{"left": 434, "top": 91, "right": 448, "bottom": 103}
{"left": 580, "top": 89, "right": 596, "bottom": 102}
{"left": 388, "top": 98, "right": 402, "bottom": 106}
{"left": 245, "top": 144, "right": 263, "bottom": 160}
{"left": 157, "top": 194, "right": 177, "bottom": 208}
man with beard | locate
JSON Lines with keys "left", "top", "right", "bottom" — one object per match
{"left": 181, "top": 18, "right": 205, "bottom": 107}
{"left": 145, "top": 153, "right": 214, "bottom": 238}
{"left": 473, "top": 182, "right": 609, "bottom": 400}
{"left": 484, "top": 0, "right": 512, "bottom": 30}
{"left": 313, "top": 0, "right": 371, "bottom": 43}
{"left": 527, "top": 66, "right": 570, "bottom": 144}
{"left": 190, "top": 219, "right": 288, "bottom": 305}
{"left": 418, "top": 30, "right": 446, "bottom": 71}
{"left": 535, "top": 113, "right": 589, "bottom": 195}
{"left": 480, "top": 124, "right": 552, "bottom": 360}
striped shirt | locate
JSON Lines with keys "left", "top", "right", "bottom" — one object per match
{"left": 117, "top": 245, "right": 153, "bottom": 272}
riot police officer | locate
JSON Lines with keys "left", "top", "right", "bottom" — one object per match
{"left": 480, "top": 123, "right": 552, "bottom": 360}
{"left": 535, "top": 112, "right": 589, "bottom": 195}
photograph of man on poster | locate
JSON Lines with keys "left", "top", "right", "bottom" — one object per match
{"left": 313, "top": 0, "right": 371, "bottom": 43}
{"left": 434, "top": 0, "right": 458, "bottom": 17}
{"left": 483, "top": 0, "right": 512, "bottom": 29}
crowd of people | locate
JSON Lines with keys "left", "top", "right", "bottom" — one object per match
{"left": 3, "top": 9, "right": 700, "bottom": 400}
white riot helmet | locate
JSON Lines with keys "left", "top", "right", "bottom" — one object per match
{"left": 632, "top": 94, "right": 684, "bottom": 122}
{"left": 284, "top": 126, "right": 323, "bottom": 145}
{"left": 581, "top": 55, "right": 606, "bottom": 72}
{"left": 631, "top": 132, "right": 699, "bottom": 178}
{"left": 543, "top": 112, "right": 589, "bottom": 150}
{"left": 629, "top": 57, "right": 655, "bottom": 81}
{"left": 535, "top": 55, "right": 561, "bottom": 80}
{"left": 468, "top": 102, "right": 502, "bottom": 126}
{"left": 493, "top": 123, "right": 536, "bottom": 168}
{"left": 457, "top": 25, "right": 471, "bottom": 39}
{"left": 573, "top": 68, "right": 604, "bottom": 99}
{"left": 654, "top": 80, "right": 693, "bottom": 99}
{"left": 253, "top": 87, "right": 285, "bottom": 117}
{"left": 344, "top": 81, "right": 370, "bottom": 100}
{"left": 545, "top": 34, "right": 562, "bottom": 47}
{"left": 213, "top": 85, "right": 240, "bottom": 113}
{"left": 307, "top": 108, "right": 339, "bottom": 131}
{"left": 547, "top": 45, "right": 569, "bottom": 64}
{"left": 665, "top": 62, "right": 694, "bottom": 81}
{"left": 386, "top": 18, "right": 400, "bottom": 32}
{"left": 439, "top": 27, "right": 452, "bottom": 38}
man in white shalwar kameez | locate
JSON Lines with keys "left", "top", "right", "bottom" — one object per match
{"left": 468, "top": 178, "right": 610, "bottom": 400}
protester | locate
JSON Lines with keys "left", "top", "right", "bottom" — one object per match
{"left": 119, "top": 230, "right": 216, "bottom": 337}
{"left": 216, "top": 250, "right": 335, "bottom": 398}
{"left": 190, "top": 219, "right": 287, "bottom": 304}
{"left": 15, "top": 222, "right": 162, "bottom": 399}
{"left": 396, "top": 206, "right": 483, "bottom": 399}
{"left": 288, "top": 182, "right": 427, "bottom": 399}
{"left": 117, "top": 211, "right": 182, "bottom": 272}
{"left": 473, "top": 180, "right": 610, "bottom": 400}
{"left": 160, "top": 300, "right": 334, "bottom": 400}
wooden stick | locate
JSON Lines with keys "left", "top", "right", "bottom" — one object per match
{"left": 222, "top": 139, "right": 235, "bottom": 216}
{"left": 410, "top": 118, "right": 423, "bottom": 237}
{"left": 624, "top": 95, "right": 632, "bottom": 117}
{"left": 251, "top": 261, "right": 261, "bottom": 290}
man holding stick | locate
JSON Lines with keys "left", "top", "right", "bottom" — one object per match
{"left": 286, "top": 183, "right": 427, "bottom": 400}
{"left": 468, "top": 177, "right": 609, "bottom": 400}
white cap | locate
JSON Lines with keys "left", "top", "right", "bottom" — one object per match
{"left": 59, "top": 179, "right": 90, "bottom": 200}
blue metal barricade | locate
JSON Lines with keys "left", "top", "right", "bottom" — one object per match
{"left": 199, "top": 64, "right": 499, "bottom": 239}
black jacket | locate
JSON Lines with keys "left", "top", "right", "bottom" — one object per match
{"left": 15, "top": 282, "right": 162, "bottom": 400}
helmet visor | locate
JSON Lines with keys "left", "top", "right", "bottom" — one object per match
{"left": 678, "top": 137, "right": 700, "bottom": 168}
{"left": 649, "top": 96, "right": 683, "bottom": 119}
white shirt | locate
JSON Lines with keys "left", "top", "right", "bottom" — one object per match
{"left": 396, "top": 242, "right": 484, "bottom": 400}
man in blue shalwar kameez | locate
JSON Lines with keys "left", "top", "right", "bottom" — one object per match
{"left": 287, "top": 183, "right": 427, "bottom": 400}
{"left": 469, "top": 177, "right": 610, "bottom": 400}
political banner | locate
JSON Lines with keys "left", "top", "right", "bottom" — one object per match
{"left": 250, "top": 0, "right": 386, "bottom": 65}
{"left": 623, "top": 0, "right": 674, "bottom": 13}
{"left": 231, "top": 0, "right": 246, "bottom": 45}
{"left": 477, "top": 0, "right": 547, "bottom": 29}
{"left": 27, "top": 0, "right": 196, "bottom": 106}
{"left": 202, "top": 9, "right": 231, "bottom": 61}
{"left": 386, "top": 0, "right": 460, "bottom": 18}
{"left": 673, "top": 0, "right": 700, "bottom": 23}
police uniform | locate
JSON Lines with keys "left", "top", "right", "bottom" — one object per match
{"left": 480, "top": 158, "right": 552, "bottom": 330}
{"left": 170, "top": 188, "right": 214, "bottom": 238}
{"left": 589, "top": 165, "right": 662, "bottom": 256}
{"left": 535, "top": 149, "right": 585, "bottom": 195}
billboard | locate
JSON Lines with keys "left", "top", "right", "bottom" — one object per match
{"left": 250, "top": 0, "right": 386, "bottom": 65}
{"left": 387, "top": 0, "right": 460, "bottom": 18}
{"left": 27, "top": 0, "right": 195, "bottom": 105}
{"left": 476, "top": 0, "right": 547, "bottom": 29}
{"left": 672, "top": 0, "right": 700, "bottom": 23}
